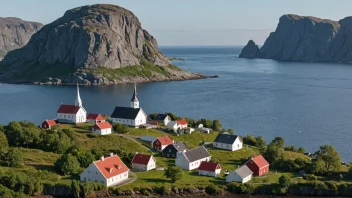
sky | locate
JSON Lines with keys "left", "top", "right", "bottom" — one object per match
{"left": 1, "top": 0, "right": 352, "bottom": 46}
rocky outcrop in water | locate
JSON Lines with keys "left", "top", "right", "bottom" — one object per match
{"left": 239, "top": 40, "right": 260, "bottom": 58}
{"left": 0, "top": 17, "right": 42, "bottom": 58}
{"left": 0, "top": 4, "right": 205, "bottom": 85}
{"left": 240, "top": 14, "right": 352, "bottom": 63}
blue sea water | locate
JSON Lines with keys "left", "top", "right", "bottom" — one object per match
{"left": 1, "top": 46, "right": 352, "bottom": 161}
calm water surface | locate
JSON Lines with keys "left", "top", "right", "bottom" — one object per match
{"left": 1, "top": 46, "right": 352, "bottom": 161}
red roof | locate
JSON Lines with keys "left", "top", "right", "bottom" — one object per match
{"left": 248, "top": 155, "right": 269, "bottom": 168}
{"left": 94, "top": 155, "right": 129, "bottom": 179}
{"left": 131, "top": 153, "right": 153, "bottom": 165}
{"left": 155, "top": 136, "right": 173, "bottom": 146}
{"left": 198, "top": 162, "right": 221, "bottom": 172}
{"left": 43, "top": 120, "right": 56, "bottom": 126}
{"left": 149, "top": 120, "right": 159, "bottom": 125}
{"left": 87, "top": 113, "right": 105, "bottom": 121}
{"left": 57, "top": 104, "right": 80, "bottom": 114}
{"left": 93, "top": 122, "right": 112, "bottom": 130}
{"left": 177, "top": 119, "right": 188, "bottom": 125}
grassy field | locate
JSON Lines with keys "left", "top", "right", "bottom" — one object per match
{"left": 128, "top": 128, "right": 168, "bottom": 137}
{"left": 172, "top": 131, "right": 220, "bottom": 148}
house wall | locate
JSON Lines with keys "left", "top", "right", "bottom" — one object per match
{"left": 258, "top": 166, "right": 269, "bottom": 176}
{"left": 226, "top": 172, "right": 252, "bottom": 183}
{"left": 198, "top": 169, "right": 221, "bottom": 177}
{"left": 133, "top": 111, "right": 147, "bottom": 126}
{"left": 80, "top": 163, "right": 107, "bottom": 186}
{"left": 213, "top": 138, "right": 243, "bottom": 151}
{"left": 132, "top": 159, "right": 156, "bottom": 171}
{"left": 92, "top": 128, "right": 112, "bottom": 135}
{"left": 153, "top": 140, "right": 170, "bottom": 151}
{"left": 164, "top": 117, "right": 171, "bottom": 125}
{"left": 245, "top": 160, "right": 260, "bottom": 176}
{"left": 106, "top": 172, "right": 129, "bottom": 187}
{"left": 175, "top": 153, "right": 190, "bottom": 170}
{"left": 57, "top": 113, "right": 76, "bottom": 123}
{"left": 111, "top": 118, "right": 135, "bottom": 126}
{"left": 188, "top": 157, "right": 211, "bottom": 170}
{"left": 162, "top": 146, "right": 177, "bottom": 158}
{"left": 75, "top": 108, "right": 87, "bottom": 123}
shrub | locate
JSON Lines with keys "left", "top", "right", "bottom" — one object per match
{"left": 140, "top": 188, "right": 151, "bottom": 196}
{"left": 279, "top": 175, "right": 291, "bottom": 187}
{"left": 87, "top": 133, "right": 98, "bottom": 138}
{"left": 155, "top": 185, "right": 171, "bottom": 195}
{"left": 54, "top": 154, "right": 81, "bottom": 175}
{"left": 303, "top": 174, "right": 318, "bottom": 180}
{"left": 227, "top": 182, "right": 239, "bottom": 193}
{"left": 5, "top": 148, "right": 24, "bottom": 167}
{"left": 284, "top": 145, "right": 297, "bottom": 152}
{"left": 205, "top": 184, "right": 220, "bottom": 195}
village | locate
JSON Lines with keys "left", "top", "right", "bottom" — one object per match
{"left": 41, "top": 84, "right": 271, "bottom": 188}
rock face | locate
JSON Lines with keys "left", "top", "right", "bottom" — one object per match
{"left": 0, "top": 4, "right": 205, "bottom": 85}
{"left": 241, "top": 14, "right": 352, "bottom": 63}
{"left": 2, "top": 4, "right": 169, "bottom": 68}
{"left": 0, "top": 17, "right": 42, "bottom": 58}
{"left": 239, "top": 40, "right": 260, "bottom": 58}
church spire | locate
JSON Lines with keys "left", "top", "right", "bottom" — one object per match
{"left": 130, "top": 84, "right": 139, "bottom": 108}
{"left": 75, "top": 83, "right": 82, "bottom": 107}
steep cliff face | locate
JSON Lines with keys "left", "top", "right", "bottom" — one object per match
{"left": 240, "top": 14, "right": 352, "bottom": 63}
{"left": 0, "top": 17, "right": 42, "bottom": 58}
{"left": 0, "top": 4, "right": 204, "bottom": 85}
{"left": 239, "top": 40, "right": 260, "bottom": 58}
{"left": 2, "top": 4, "right": 169, "bottom": 68}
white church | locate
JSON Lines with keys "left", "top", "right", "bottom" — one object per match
{"left": 57, "top": 84, "right": 87, "bottom": 124}
{"left": 110, "top": 85, "right": 147, "bottom": 127}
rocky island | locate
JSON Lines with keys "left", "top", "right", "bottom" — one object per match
{"left": 240, "top": 14, "right": 352, "bottom": 63}
{"left": 0, "top": 17, "right": 42, "bottom": 59}
{"left": 0, "top": 4, "right": 204, "bottom": 85}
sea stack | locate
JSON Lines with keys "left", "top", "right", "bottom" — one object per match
{"left": 0, "top": 4, "right": 204, "bottom": 85}
{"left": 240, "top": 14, "right": 352, "bottom": 63}
{"left": 239, "top": 40, "right": 260, "bottom": 58}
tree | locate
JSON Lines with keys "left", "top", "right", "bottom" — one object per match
{"left": 113, "top": 123, "right": 129, "bottom": 134}
{"left": 279, "top": 175, "right": 291, "bottom": 187}
{"left": 164, "top": 166, "right": 183, "bottom": 183}
{"left": 243, "top": 135, "right": 256, "bottom": 146}
{"left": 55, "top": 154, "right": 81, "bottom": 175}
{"left": 297, "top": 147, "right": 305, "bottom": 154}
{"left": 71, "top": 180, "right": 81, "bottom": 198}
{"left": 148, "top": 113, "right": 158, "bottom": 120}
{"left": 212, "top": 120, "right": 222, "bottom": 131}
{"left": 167, "top": 112, "right": 179, "bottom": 121}
{"left": 228, "top": 129, "right": 235, "bottom": 135}
{"left": 6, "top": 148, "right": 24, "bottom": 167}
{"left": 0, "top": 131, "right": 9, "bottom": 155}
{"left": 270, "top": 137, "right": 285, "bottom": 148}
{"left": 284, "top": 145, "right": 297, "bottom": 152}
{"left": 264, "top": 144, "right": 284, "bottom": 165}
{"left": 255, "top": 136, "right": 267, "bottom": 152}
{"left": 5, "top": 121, "right": 24, "bottom": 146}
{"left": 77, "top": 151, "right": 96, "bottom": 168}
{"left": 312, "top": 145, "right": 341, "bottom": 174}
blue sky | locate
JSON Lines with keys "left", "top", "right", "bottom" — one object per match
{"left": 1, "top": 0, "right": 351, "bottom": 45}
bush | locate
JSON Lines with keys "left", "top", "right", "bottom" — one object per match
{"left": 279, "top": 175, "right": 291, "bottom": 187}
{"left": 205, "top": 184, "right": 220, "bottom": 195}
{"left": 239, "top": 183, "right": 254, "bottom": 194}
{"left": 5, "top": 148, "right": 23, "bottom": 167}
{"left": 54, "top": 154, "right": 81, "bottom": 175}
{"left": 284, "top": 145, "right": 297, "bottom": 152}
{"left": 297, "top": 147, "right": 305, "bottom": 154}
{"left": 113, "top": 123, "right": 130, "bottom": 134}
{"left": 155, "top": 185, "right": 171, "bottom": 195}
{"left": 227, "top": 182, "right": 240, "bottom": 193}
{"left": 303, "top": 174, "right": 318, "bottom": 180}
{"left": 140, "top": 188, "right": 151, "bottom": 196}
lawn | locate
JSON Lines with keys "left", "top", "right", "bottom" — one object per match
{"left": 128, "top": 128, "right": 168, "bottom": 137}
{"left": 172, "top": 131, "right": 220, "bottom": 148}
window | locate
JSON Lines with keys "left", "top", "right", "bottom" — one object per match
{"left": 169, "top": 149, "right": 171, "bottom": 152}
{"left": 167, "top": 154, "right": 169, "bottom": 157}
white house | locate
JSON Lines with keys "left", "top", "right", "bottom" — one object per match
{"left": 167, "top": 121, "right": 180, "bottom": 131}
{"left": 154, "top": 114, "right": 171, "bottom": 125}
{"left": 213, "top": 133, "right": 243, "bottom": 151}
{"left": 80, "top": 153, "right": 129, "bottom": 187}
{"left": 131, "top": 153, "right": 156, "bottom": 171}
{"left": 110, "top": 85, "right": 147, "bottom": 127}
{"left": 176, "top": 146, "right": 211, "bottom": 170}
{"left": 226, "top": 165, "right": 253, "bottom": 183}
{"left": 198, "top": 161, "right": 222, "bottom": 178}
{"left": 184, "top": 127, "right": 195, "bottom": 134}
{"left": 177, "top": 119, "right": 188, "bottom": 129}
{"left": 57, "top": 84, "right": 87, "bottom": 124}
{"left": 92, "top": 122, "right": 112, "bottom": 135}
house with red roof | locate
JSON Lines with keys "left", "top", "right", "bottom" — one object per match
{"left": 131, "top": 153, "right": 156, "bottom": 171}
{"left": 41, "top": 119, "right": 56, "bottom": 129}
{"left": 244, "top": 155, "right": 270, "bottom": 176}
{"left": 92, "top": 122, "right": 113, "bottom": 135}
{"left": 177, "top": 119, "right": 188, "bottom": 129}
{"left": 57, "top": 84, "right": 87, "bottom": 124}
{"left": 87, "top": 113, "right": 105, "bottom": 123}
{"left": 152, "top": 136, "right": 174, "bottom": 151}
{"left": 198, "top": 161, "right": 222, "bottom": 178}
{"left": 80, "top": 153, "right": 129, "bottom": 187}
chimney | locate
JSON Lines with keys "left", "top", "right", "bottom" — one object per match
{"left": 101, "top": 156, "right": 105, "bottom": 161}
{"left": 110, "top": 153, "right": 114, "bottom": 157}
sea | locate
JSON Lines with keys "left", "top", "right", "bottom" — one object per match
{"left": 0, "top": 46, "right": 352, "bottom": 162}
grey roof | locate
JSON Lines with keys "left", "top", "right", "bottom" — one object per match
{"left": 139, "top": 136, "right": 157, "bottom": 142}
{"left": 214, "top": 133, "right": 241, "bottom": 144}
{"left": 155, "top": 114, "right": 169, "bottom": 121}
{"left": 173, "top": 142, "right": 188, "bottom": 151}
{"left": 184, "top": 146, "right": 211, "bottom": 162}
{"left": 234, "top": 165, "right": 253, "bottom": 178}
{"left": 111, "top": 106, "right": 141, "bottom": 119}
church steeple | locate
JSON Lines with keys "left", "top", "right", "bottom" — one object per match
{"left": 75, "top": 83, "right": 82, "bottom": 107}
{"left": 130, "top": 84, "right": 139, "bottom": 109}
